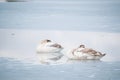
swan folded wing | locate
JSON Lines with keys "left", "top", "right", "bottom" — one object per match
{"left": 80, "top": 48, "right": 102, "bottom": 56}
{"left": 49, "top": 43, "right": 62, "bottom": 48}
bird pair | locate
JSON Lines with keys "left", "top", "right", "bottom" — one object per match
{"left": 36, "top": 39, "right": 106, "bottom": 60}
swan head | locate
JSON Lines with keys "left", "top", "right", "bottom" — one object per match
{"left": 79, "top": 45, "right": 85, "bottom": 48}
{"left": 40, "top": 39, "right": 51, "bottom": 44}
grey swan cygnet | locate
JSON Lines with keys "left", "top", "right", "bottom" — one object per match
{"left": 67, "top": 45, "right": 106, "bottom": 60}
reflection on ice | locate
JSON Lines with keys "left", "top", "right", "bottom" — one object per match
{"left": 36, "top": 52, "right": 103, "bottom": 65}
{"left": 36, "top": 52, "right": 63, "bottom": 64}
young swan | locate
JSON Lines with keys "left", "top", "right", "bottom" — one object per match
{"left": 68, "top": 45, "right": 106, "bottom": 60}
{"left": 36, "top": 39, "right": 64, "bottom": 64}
{"left": 36, "top": 39, "right": 63, "bottom": 53}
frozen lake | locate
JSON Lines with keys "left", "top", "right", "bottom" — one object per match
{"left": 0, "top": 57, "right": 120, "bottom": 80}
{"left": 0, "top": 0, "right": 120, "bottom": 80}
{"left": 0, "top": 29, "right": 120, "bottom": 80}
{"left": 0, "top": 29, "right": 120, "bottom": 61}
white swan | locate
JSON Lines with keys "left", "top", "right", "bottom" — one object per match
{"left": 36, "top": 39, "right": 63, "bottom": 64}
{"left": 36, "top": 39, "right": 63, "bottom": 53}
{"left": 66, "top": 45, "right": 106, "bottom": 60}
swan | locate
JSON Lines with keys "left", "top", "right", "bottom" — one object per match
{"left": 36, "top": 39, "right": 63, "bottom": 53}
{"left": 66, "top": 45, "right": 106, "bottom": 60}
{"left": 36, "top": 39, "right": 63, "bottom": 64}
